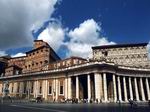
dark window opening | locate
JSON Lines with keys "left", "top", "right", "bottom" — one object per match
{"left": 48, "top": 86, "right": 52, "bottom": 94}
{"left": 45, "top": 60, "right": 48, "bottom": 64}
{"left": 39, "top": 86, "right": 42, "bottom": 94}
{"left": 60, "top": 86, "right": 63, "bottom": 94}
{"left": 102, "top": 51, "right": 108, "bottom": 57}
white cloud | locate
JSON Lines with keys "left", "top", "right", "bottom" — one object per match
{"left": 37, "top": 20, "right": 65, "bottom": 51}
{"left": 0, "top": 51, "right": 7, "bottom": 57}
{"left": 147, "top": 42, "right": 150, "bottom": 60}
{"left": 0, "top": 0, "right": 58, "bottom": 50}
{"left": 11, "top": 52, "right": 26, "bottom": 58}
{"left": 66, "top": 19, "right": 115, "bottom": 58}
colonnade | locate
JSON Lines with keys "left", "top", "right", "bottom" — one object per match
{"left": 0, "top": 73, "right": 150, "bottom": 103}
{"left": 66, "top": 73, "right": 150, "bottom": 102}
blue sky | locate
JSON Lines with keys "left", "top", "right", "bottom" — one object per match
{"left": 1, "top": 0, "right": 150, "bottom": 58}
{"left": 52, "top": 0, "right": 150, "bottom": 43}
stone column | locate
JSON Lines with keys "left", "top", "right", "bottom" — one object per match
{"left": 87, "top": 74, "right": 91, "bottom": 102}
{"left": 65, "top": 78, "right": 68, "bottom": 99}
{"left": 113, "top": 74, "right": 117, "bottom": 102}
{"left": 27, "top": 81, "right": 30, "bottom": 99}
{"left": 146, "top": 78, "right": 150, "bottom": 100}
{"left": 140, "top": 78, "right": 145, "bottom": 101}
{"left": 36, "top": 80, "right": 39, "bottom": 97}
{"left": 129, "top": 77, "right": 133, "bottom": 100}
{"left": 103, "top": 73, "right": 108, "bottom": 102}
{"left": 123, "top": 77, "right": 128, "bottom": 102}
{"left": 76, "top": 76, "right": 79, "bottom": 99}
{"left": 42, "top": 80, "right": 45, "bottom": 98}
{"left": 55, "top": 79, "right": 58, "bottom": 101}
{"left": 33, "top": 81, "right": 37, "bottom": 98}
{"left": 68, "top": 77, "right": 72, "bottom": 99}
{"left": 14, "top": 82, "right": 18, "bottom": 94}
{"left": 53, "top": 79, "right": 56, "bottom": 101}
{"left": 43, "top": 80, "right": 48, "bottom": 100}
{"left": 20, "top": 82, "right": 24, "bottom": 97}
{"left": 95, "top": 73, "right": 101, "bottom": 102}
{"left": 134, "top": 77, "right": 139, "bottom": 101}
{"left": 117, "top": 76, "right": 122, "bottom": 101}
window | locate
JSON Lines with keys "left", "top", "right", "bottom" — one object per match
{"left": 44, "top": 60, "right": 48, "bottom": 64}
{"left": 39, "top": 86, "right": 42, "bottom": 94}
{"left": 16, "top": 70, "right": 19, "bottom": 75}
{"left": 40, "top": 61, "right": 43, "bottom": 64}
{"left": 48, "top": 85, "right": 52, "bottom": 94}
{"left": 39, "top": 82, "right": 42, "bottom": 94}
{"left": 31, "top": 82, "right": 34, "bottom": 93}
{"left": 60, "top": 86, "right": 63, "bottom": 95}
{"left": 23, "top": 83, "right": 27, "bottom": 93}
{"left": 17, "top": 84, "right": 20, "bottom": 93}
{"left": 12, "top": 86, "right": 13, "bottom": 93}
{"left": 102, "top": 51, "right": 108, "bottom": 57}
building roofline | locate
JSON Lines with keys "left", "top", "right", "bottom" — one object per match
{"left": 34, "top": 39, "right": 50, "bottom": 47}
{"left": 92, "top": 43, "right": 148, "bottom": 49}
{"left": 10, "top": 56, "right": 26, "bottom": 59}
{"left": 26, "top": 45, "right": 49, "bottom": 54}
{"left": 34, "top": 40, "right": 43, "bottom": 42}
{"left": 26, "top": 45, "right": 61, "bottom": 60}
{"left": 0, "top": 55, "right": 11, "bottom": 59}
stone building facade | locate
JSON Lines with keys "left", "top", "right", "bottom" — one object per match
{"left": 0, "top": 41, "right": 150, "bottom": 103}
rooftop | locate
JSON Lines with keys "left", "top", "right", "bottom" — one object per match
{"left": 92, "top": 43, "right": 148, "bottom": 49}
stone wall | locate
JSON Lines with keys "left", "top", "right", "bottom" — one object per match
{"left": 93, "top": 44, "right": 150, "bottom": 68}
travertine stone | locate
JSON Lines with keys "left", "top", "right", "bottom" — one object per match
{"left": 117, "top": 76, "right": 122, "bottom": 101}
{"left": 134, "top": 78, "right": 139, "bottom": 101}
{"left": 76, "top": 76, "right": 79, "bottom": 99}
{"left": 146, "top": 78, "right": 150, "bottom": 100}
{"left": 140, "top": 78, "right": 145, "bottom": 101}
{"left": 129, "top": 77, "right": 133, "bottom": 100}
{"left": 68, "top": 77, "right": 72, "bottom": 99}
{"left": 95, "top": 73, "right": 101, "bottom": 101}
{"left": 65, "top": 78, "right": 68, "bottom": 99}
{"left": 103, "top": 73, "right": 108, "bottom": 102}
{"left": 123, "top": 77, "right": 128, "bottom": 102}
{"left": 113, "top": 74, "right": 117, "bottom": 102}
{"left": 87, "top": 74, "right": 91, "bottom": 102}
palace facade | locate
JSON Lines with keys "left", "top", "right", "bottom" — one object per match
{"left": 0, "top": 40, "right": 150, "bottom": 103}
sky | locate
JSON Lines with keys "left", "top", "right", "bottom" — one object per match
{"left": 0, "top": 0, "right": 150, "bottom": 59}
